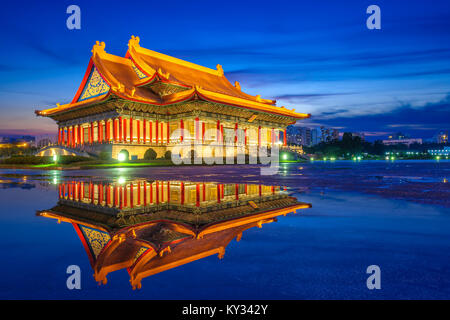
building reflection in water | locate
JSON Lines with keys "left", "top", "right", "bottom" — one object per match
{"left": 37, "top": 179, "right": 311, "bottom": 289}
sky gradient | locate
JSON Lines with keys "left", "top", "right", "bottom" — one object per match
{"left": 0, "top": 0, "right": 449, "bottom": 140}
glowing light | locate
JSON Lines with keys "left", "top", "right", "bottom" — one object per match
{"left": 282, "top": 153, "right": 288, "bottom": 160}
{"left": 385, "top": 156, "right": 389, "bottom": 160}
{"left": 118, "top": 177, "right": 126, "bottom": 184}
{"left": 118, "top": 152, "right": 127, "bottom": 162}
{"left": 53, "top": 154, "right": 58, "bottom": 162}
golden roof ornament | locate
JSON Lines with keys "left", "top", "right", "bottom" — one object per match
{"left": 157, "top": 68, "right": 170, "bottom": 80}
{"left": 234, "top": 81, "right": 241, "bottom": 91}
{"left": 128, "top": 35, "right": 140, "bottom": 48}
{"left": 216, "top": 64, "right": 224, "bottom": 76}
{"left": 92, "top": 41, "right": 106, "bottom": 55}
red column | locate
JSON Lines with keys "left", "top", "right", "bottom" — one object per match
{"left": 99, "top": 183, "right": 103, "bottom": 204}
{"left": 283, "top": 129, "right": 287, "bottom": 146}
{"left": 114, "top": 185, "right": 118, "bottom": 207}
{"left": 130, "top": 183, "right": 133, "bottom": 208}
{"left": 150, "top": 182, "right": 153, "bottom": 204}
{"left": 123, "top": 118, "right": 127, "bottom": 142}
{"left": 143, "top": 182, "right": 147, "bottom": 206}
{"left": 216, "top": 120, "right": 220, "bottom": 142}
{"left": 258, "top": 126, "right": 261, "bottom": 147}
{"left": 58, "top": 128, "right": 61, "bottom": 144}
{"left": 130, "top": 117, "right": 133, "bottom": 144}
{"left": 106, "top": 120, "right": 110, "bottom": 142}
{"left": 155, "top": 181, "right": 159, "bottom": 204}
{"left": 106, "top": 185, "right": 111, "bottom": 205}
{"left": 180, "top": 119, "right": 184, "bottom": 142}
{"left": 259, "top": 185, "right": 262, "bottom": 197}
{"left": 143, "top": 119, "right": 146, "bottom": 144}
{"left": 167, "top": 181, "right": 170, "bottom": 203}
{"left": 137, "top": 182, "right": 141, "bottom": 205}
{"left": 196, "top": 183, "right": 200, "bottom": 207}
{"left": 202, "top": 122, "right": 205, "bottom": 143}
{"left": 180, "top": 182, "right": 185, "bottom": 205}
{"left": 235, "top": 184, "right": 239, "bottom": 200}
{"left": 217, "top": 184, "right": 220, "bottom": 203}
{"left": 149, "top": 121, "right": 153, "bottom": 144}
{"left": 155, "top": 120, "right": 159, "bottom": 144}
{"left": 61, "top": 128, "right": 65, "bottom": 146}
{"left": 99, "top": 122, "right": 103, "bottom": 143}
{"left": 167, "top": 121, "right": 170, "bottom": 144}
{"left": 72, "top": 127, "right": 75, "bottom": 148}
{"left": 89, "top": 122, "right": 93, "bottom": 144}
{"left": 119, "top": 186, "right": 123, "bottom": 209}
{"left": 124, "top": 185, "right": 128, "bottom": 207}
{"left": 113, "top": 119, "right": 118, "bottom": 142}
{"left": 244, "top": 128, "right": 247, "bottom": 145}
{"left": 201, "top": 183, "right": 205, "bottom": 201}
{"left": 137, "top": 120, "right": 140, "bottom": 144}
{"left": 118, "top": 117, "right": 122, "bottom": 142}
{"left": 160, "top": 122, "right": 164, "bottom": 144}
{"left": 195, "top": 118, "right": 199, "bottom": 142}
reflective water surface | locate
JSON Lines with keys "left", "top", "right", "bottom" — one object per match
{"left": 0, "top": 161, "right": 449, "bottom": 299}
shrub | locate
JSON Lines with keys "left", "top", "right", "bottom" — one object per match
{"left": 144, "top": 148, "right": 157, "bottom": 160}
{"left": 98, "top": 151, "right": 111, "bottom": 160}
{"left": 164, "top": 150, "right": 172, "bottom": 160}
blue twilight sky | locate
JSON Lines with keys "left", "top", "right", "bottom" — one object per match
{"left": 0, "top": 0, "right": 449, "bottom": 140}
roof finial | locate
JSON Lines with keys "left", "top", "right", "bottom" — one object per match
{"left": 216, "top": 64, "right": 224, "bottom": 76}
{"left": 128, "top": 35, "right": 141, "bottom": 48}
{"left": 234, "top": 81, "right": 241, "bottom": 91}
{"left": 92, "top": 41, "right": 106, "bottom": 55}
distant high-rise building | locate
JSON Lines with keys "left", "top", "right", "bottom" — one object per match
{"left": 332, "top": 129, "right": 339, "bottom": 141}
{"left": 388, "top": 132, "right": 409, "bottom": 140}
{"left": 311, "top": 128, "right": 322, "bottom": 145}
{"left": 352, "top": 132, "right": 365, "bottom": 141}
{"left": 435, "top": 130, "right": 448, "bottom": 144}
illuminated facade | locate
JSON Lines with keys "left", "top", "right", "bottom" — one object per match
{"left": 38, "top": 178, "right": 311, "bottom": 289}
{"left": 35, "top": 36, "right": 310, "bottom": 160}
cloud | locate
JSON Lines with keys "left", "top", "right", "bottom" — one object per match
{"left": 305, "top": 94, "right": 450, "bottom": 139}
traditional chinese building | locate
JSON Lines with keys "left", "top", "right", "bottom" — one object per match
{"left": 37, "top": 178, "right": 311, "bottom": 288}
{"left": 35, "top": 36, "right": 310, "bottom": 160}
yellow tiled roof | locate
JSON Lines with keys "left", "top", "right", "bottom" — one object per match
{"left": 35, "top": 36, "right": 310, "bottom": 120}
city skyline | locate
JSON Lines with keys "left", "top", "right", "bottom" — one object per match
{"left": 0, "top": 1, "right": 449, "bottom": 140}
